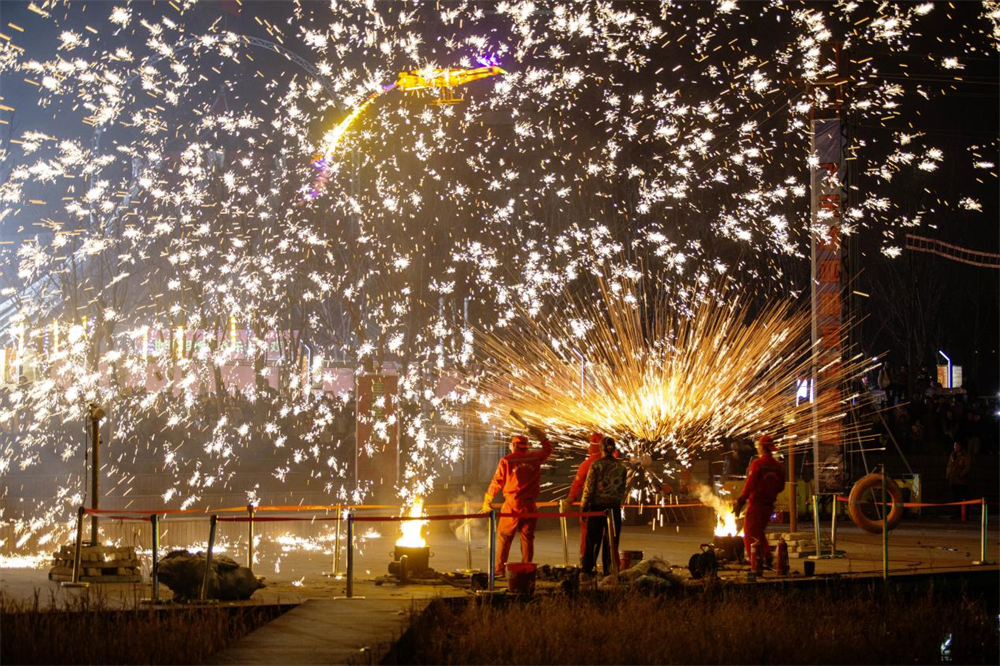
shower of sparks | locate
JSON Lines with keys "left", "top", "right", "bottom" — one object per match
{"left": 0, "top": 1, "right": 994, "bottom": 556}
{"left": 472, "top": 274, "right": 877, "bottom": 498}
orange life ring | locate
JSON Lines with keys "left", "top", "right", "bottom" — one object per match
{"left": 848, "top": 473, "right": 905, "bottom": 534}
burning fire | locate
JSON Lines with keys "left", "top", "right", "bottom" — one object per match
{"left": 693, "top": 485, "right": 744, "bottom": 538}
{"left": 395, "top": 499, "right": 429, "bottom": 548}
{"left": 713, "top": 507, "right": 742, "bottom": 538}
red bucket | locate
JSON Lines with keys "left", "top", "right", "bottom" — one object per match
{"left": 506, "top": 562, "right": 537, "bottom": 594}
{"left": 619, "top": 550, "right": 644, "bottom": 571}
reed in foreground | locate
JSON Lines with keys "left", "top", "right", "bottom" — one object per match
{"left": 390, "top": 586, "right": 999, "bottom": 665}
{"left": 0, "top": 590, "right": 289, "bottom": 665}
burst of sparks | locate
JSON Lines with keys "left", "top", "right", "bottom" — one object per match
{"left": 0, "top": 0, "right": 993, "bottom": 557}
{"left": 473, "top": 274, "right": 876, "bottom": 480}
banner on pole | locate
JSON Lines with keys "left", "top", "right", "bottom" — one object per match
{"left": 810, "top": 117, "right": 845, "bottom": 494}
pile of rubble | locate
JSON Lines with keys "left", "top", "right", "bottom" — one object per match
{"left": 534, "top": 564, "right": 583, "bottom": 583}
{"left": 615, "top": 557, "right": 685, "bottom": 592}
{"left": 156, "top": 550, "right": 264, "bottom": 601}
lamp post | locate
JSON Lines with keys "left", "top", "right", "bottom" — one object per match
{"left": 88, "top": 403, "right": 106, "bottom": 545}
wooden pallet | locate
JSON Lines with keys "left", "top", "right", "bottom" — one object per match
{"left": 49, "top": 572, "right": 143, "bottom": 583}
{"left": 49, "top": 544, "right": 143, "bottom": 584}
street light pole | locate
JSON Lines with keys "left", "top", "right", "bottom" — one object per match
{"left": 88, "top": 403, "right": 106, "bottom": 545}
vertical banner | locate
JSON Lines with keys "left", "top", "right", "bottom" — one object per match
{"left": 355, "top": 373, "right": 399, "bottom": 492}
{"left": 810, "top": 117, "right": 845, "bottom": 494}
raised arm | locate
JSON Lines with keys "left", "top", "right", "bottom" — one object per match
{"left": 527, "top": 426, "right": 553, "bottom": 462}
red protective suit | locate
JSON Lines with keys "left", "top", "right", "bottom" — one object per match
{"left": 488, "top": 438, "right": 553, "bottom": 576}
{"left": 738, "top": 451, "right": 785, "bottom": 567}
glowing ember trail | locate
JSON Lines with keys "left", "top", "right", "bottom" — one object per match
{"left": 311, "top": 66, "right": 504, "bottom": 184}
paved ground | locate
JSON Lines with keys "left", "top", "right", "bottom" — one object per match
{"left": 2, "top": 515, "right": 997, "bottom": 664}
{"left": 3, "top": 515, "right": 997, "bottom": 600}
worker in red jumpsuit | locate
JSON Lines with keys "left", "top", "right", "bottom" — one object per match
{"left": 567, "top": 433, "right": 604, "bottom": 560}
{"left": 482, "top": 426, "right": 553, "bottom": 577}
{"left": 734, "top": 434, "right": 785, "bottom": 570}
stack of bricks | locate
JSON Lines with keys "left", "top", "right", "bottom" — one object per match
{"left": 49, "top": 545, "right": 143, "bottom": 583}
{"left": 766, "top": 531, "right": 833, "bottom": 558}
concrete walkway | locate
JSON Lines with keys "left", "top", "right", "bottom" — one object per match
{"left": 208, "top": 598, "right": 409, "bottom": 665}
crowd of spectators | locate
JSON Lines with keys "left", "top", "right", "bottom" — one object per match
{"left": 877, "top": 393, "right": 997, "bottom": 456}
{"left": 869, "top": 362, "right": 998, "bottom": 457}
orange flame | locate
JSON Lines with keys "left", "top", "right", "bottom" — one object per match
{"left": 395, "top": 499, "right": 428, "bottom": 547}
{"left": 693, "top": 484, "right": 744, "bottom": 537}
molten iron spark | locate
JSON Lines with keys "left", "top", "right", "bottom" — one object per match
{"left": 474, "top": 275, "right": 874, "bottom": 468}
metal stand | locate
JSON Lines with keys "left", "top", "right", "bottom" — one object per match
{"left": 346, "top": 512, "right": 354, "bottom": 598}
{"left": 151, "top": 514, "right": 159, "bottom": 599}
{"left": 560, "top": 501, "right": 569, "bottom": 566}
{"left": 246, "top": 504, "right": 255, "bottom": 571}
{"left": 605, "top": 509, "right": 619, "bottom": 579}
{"left": 488, "top": 509, "right": 497, "bottom": 591}
{"left": 140, "top": 513, "right": 168, "bottom": 604}
{"left": 336, "top": 505, "right": 343, "bottom": 573}
{"left": 807, "top": 495, "right": 842, "bottom": 560}
{"left": 973, "top": 498, "right": 995, "bottom": 566}
{"left": 881, "top": 467, "right": 889, "bottom": 582}
{"left": 60, "top": 506, "right": 89, "bottom": 589}
{"left": 829, "top": 498, "right": 843, "bottom": 558}
{"left": 463, "top": 501, "right": 474, "bottom": 572}
{"left": 195, "top": 515, "right": 219, "bottom": 604}
{"left": 334, "top": 511, "right": 363, "bottom": 599}
{"left": 323, "top": 504, "right": 343, "bottom": 577}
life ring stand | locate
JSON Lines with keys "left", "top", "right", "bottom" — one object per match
{"left": 847, "top": 473, "right": 905, "bottom": 534}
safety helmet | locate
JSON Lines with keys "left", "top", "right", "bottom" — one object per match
{"left": 511, "top": 434, "right": 530, "bottom": 451}
{"left": 588, "top": 432, "right": 603, "bottom": 455}
{"left": 757, "top": 434, "right": 776, "bottom": 453}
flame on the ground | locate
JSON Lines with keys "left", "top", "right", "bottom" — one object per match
{"left": 714, "top": 507, "right": 741, "bottom": 538}
{"left": 693, "top": 484, "right": 744, "bottom": 538}
{"left": 395, "top": 498, "right": 428, "bottom": 547}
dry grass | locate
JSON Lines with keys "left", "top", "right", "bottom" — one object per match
{"left": 0, "top": 590, "right": 290, "bottom": 665}
{"left": 389, "top": 586, "right": 999, "bottom": 665}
